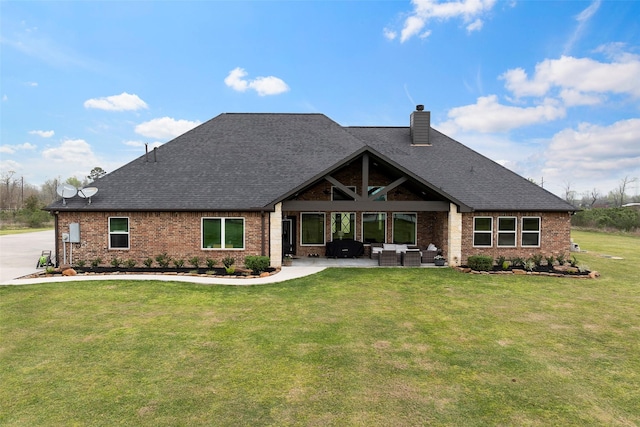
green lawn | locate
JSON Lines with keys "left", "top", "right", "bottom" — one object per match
{"left": 1, "top": 231, "right": 639, "bottom": 426}
{"left": 0, "top": 227, "right": 53, "bottom": 236}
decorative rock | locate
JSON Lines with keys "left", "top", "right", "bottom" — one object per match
{"left": 59, "top": 264, "right": 72, "bottom": 271}
{"left": 260, "top": 272, "right": 270, "bottom": 278}
{"left": 512, "top": 269, "right": 527, "bottom": 275}
{"left": 588, "top": 271, "right": 600, "bottom": 279}
{"left": 62, "top": 268, "right": 77, "bottom": 276}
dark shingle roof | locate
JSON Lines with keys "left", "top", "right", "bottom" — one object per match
{"left": 47, "top": 113, "right": 575, "bottom": 212}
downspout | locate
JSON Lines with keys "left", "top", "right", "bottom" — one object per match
{"left": 53, "top": 211, "right": 59, "bottom": 267}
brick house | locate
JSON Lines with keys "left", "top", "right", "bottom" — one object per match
{"left": 45, "top": 106, "right": 576, "bottom": 268}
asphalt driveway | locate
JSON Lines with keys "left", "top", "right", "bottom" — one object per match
{"left": 0, "top": 230, "right": 55, "bottom": 283}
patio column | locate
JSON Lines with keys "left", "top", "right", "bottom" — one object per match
{"left": 448, "top": 202, "right": 462, "bottom": 266}
{"left": 270, "top": 202, "right": 283, "bottom": 268}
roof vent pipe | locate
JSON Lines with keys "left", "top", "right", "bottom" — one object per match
{"left": 145, "top": 143, "right": 149, "bottom": 162}
{"left": 153, "top": 146, "right": 158, "bottom": 162}
{"left": 410, "top": 105, "right": 430, "bottom": 146}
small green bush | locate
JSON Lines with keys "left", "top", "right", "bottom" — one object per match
{"left": 206, "top": 258, "right": 217, "bottom": 269}
{"left": 124, "top": 259, "right": 137, "bottom": 268}
{"left": 74, "top": 260, "right": 86, "bottom": 268}
{"left": 510, "top": 257, "right": 525, "bottom": 268}
{"left": 143, "top": 257, "right": 154, "bottom": 268}
{"left": 173, "top": 259, "right": 185, "bottom": 268}
{"left": 530, "top": 253, "right": 543, "bottom": 267}
{"left": 155, "top": 253, "right": 171, "bottom": 268}
{"left": 545, "top": 255, "right": 555, "bottom": 266}
{"left": 495, "top": 256, "right": 506, "bottom": 267}
{"left": 91, "top": 258, "right": 102, "bottom": 268}
{"left": 188, "top": 256, "right": 201, "bottom": 268}
{"left": 245, "top": 256, "right": 270, "bottom": 274}
{"left": 111, "top": 257, "right": 123, "bottom": 268}
{"left": 222, "top": 256, "right": 235, "bottom": 269}
{"left": 467, "top": 255, "right": 493, "bottom": 271}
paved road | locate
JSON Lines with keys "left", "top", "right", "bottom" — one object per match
{"left": 0, "top": 230, "right": 55, "bottom": 283}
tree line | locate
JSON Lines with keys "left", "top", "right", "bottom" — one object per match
{"left": 0, "top": 167, "right": 106, "bottom": 228}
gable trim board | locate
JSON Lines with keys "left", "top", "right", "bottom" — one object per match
{"left": 46, "top": 107, "right": 575, "bottom": 268}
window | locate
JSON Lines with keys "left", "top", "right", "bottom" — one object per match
{"left": 331, "top": 186, "right": 356, "bottom": 201}
{"left": 473, "top": 217, "right": 492, "bottom": 247}
{"left": 367, "top": 186, "right": 386, "bottom": 201}
{"left": 522, "top": 217, "right": 541, "bottom": 247}
{"left": 331, "top": 212, "right": 355, "bottom": 240}
{"left": 301, "top": 213, "right": 325, "bottom": 245}
{"left": 109, "top": 217, "right": 129, "bottom": 249}
{"left": 497, "top": 217, "right": 517, "bottom": 247}
{"left": 392, "top": 213, "right": 417, "bottom": 245}
{"left": 202, "top": 218, "right": 245, "bottom": 249}
{"left": 362, "top": 213, "right": 386, "bottom": 244}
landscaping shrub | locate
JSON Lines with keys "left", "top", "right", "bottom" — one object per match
{"left": 244, "top": 256, "right": 270, "bottom": 274}
{"left": 467, "top": 255, "right": 493, "bottom": 271}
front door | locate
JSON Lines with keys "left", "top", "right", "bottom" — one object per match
{"left": 282, "top": 218, "right": 294, "bottom": 256}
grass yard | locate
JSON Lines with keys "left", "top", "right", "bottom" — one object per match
{"left": 1, "top": 231, "right": 639, "bottom": 426}
{"left": 0, "top": 227, "right": 53, "bottom": 236}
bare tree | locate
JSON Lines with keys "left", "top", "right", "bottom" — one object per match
{"left": 589, "top": 188, "right": 600, "bottom": 207}
{"left": 1, "top": 170, "right": 18, "bottom": 210}
{"left": 612, "top": 176, "right": 638, "bottom": 207}
{"left": 562, "top": 181, "right": 577, "bottom": 206}
{"left": 40, "top": 177, "right": 61, "bottom": 205}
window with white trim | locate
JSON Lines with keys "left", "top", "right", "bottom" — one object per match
{"left": 331, "top": 212, "right": 355, "bottom": 240}
{"left": 497, "top": 217, "right": 517, "bottom": 247}
{"left": 392, "top": 213, "right": 417, "bottom": 245}
{"left": 109, "top": 217, "right": 129, "bottom": 249}
{"left": 521, "top": 217, "right": 541, "bottom": 247}
{"left": 202, "top": 217, "right": 245, "bottom": 249}
{"left": 301, "top": 212, "right": 325, "bottom": 245}
{"left": 362, "top": 212, "right": 386, "bottom": 244}
{"left": 473, "top": 217, "right": 492, "bottom": 247}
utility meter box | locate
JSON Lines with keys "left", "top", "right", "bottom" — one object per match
{"left": 69, "top": 223, "right": 80, "bottom": 243}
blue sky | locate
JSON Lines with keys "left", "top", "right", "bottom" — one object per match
{"left": 1, "top": 0, "right": 639, "bottom": 198}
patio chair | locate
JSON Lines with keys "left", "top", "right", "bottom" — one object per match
{"left": 378, "top": 249, "right": 398, "bottom": 266}
{"left": 402, "top": 250, "right": 422, "bottom": 267}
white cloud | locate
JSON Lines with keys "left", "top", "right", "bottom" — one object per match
{"left": 134, "top": 117, "right": 201, "bottom": 140}
{"left": 383, "top": 27, "right": 397, "bottom": 40}
{"left": 84, "top": 92, "right": 148, "bottom": 111}
{"left": 2, "top": 95, "right": 7, "bottom": 101}
{"left": 466, "top": 18, "right": 483, "bottom": 32}
{"left": 224, "top": 67, "right": 290, "bottom": 96}
{"left": 439, "top": 95, "right": 566, "bottom": 133}
{"left": 25, "top": 81, "right": 38, "bottom": 87}
{"left": 564, "top": 0, "right": 601, "bottom": 54}
{"left": 541, "top": 118, "right": 640, "bottom": 193}
{"left": 500, "top": 54, "right": 640, "bottom": 101}
{"left": 29, "top": 130, "right": 54, "bottom": 138}
{"left": 0, "top": 142, "right": 37, "bottom": 154}
{"left": 396, "top": 0, "right": 496, "bottom": 43}
{"left": 42, "top": 139, "right": 97, "bottom": 164}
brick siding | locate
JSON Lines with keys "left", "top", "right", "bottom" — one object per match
{"left": 54, "top": 211, "right": 268, "bottom": 267}
{"left": 460, "top": 211, "right": 572, "bottom": 264}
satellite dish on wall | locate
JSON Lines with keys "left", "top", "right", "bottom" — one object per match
{"left": 56, "top": 184, "right": 77, "bottom": 205}
{"left": 78, "top": 187, "right": 98, "bottom": 204}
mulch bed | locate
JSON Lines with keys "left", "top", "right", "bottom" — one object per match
{"left": 456, "top": 264, "right": 599, "bottom": 278}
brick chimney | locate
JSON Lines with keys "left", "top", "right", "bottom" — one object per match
{"left": 410, "top": 104, "right": 430, "bottom": 146}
